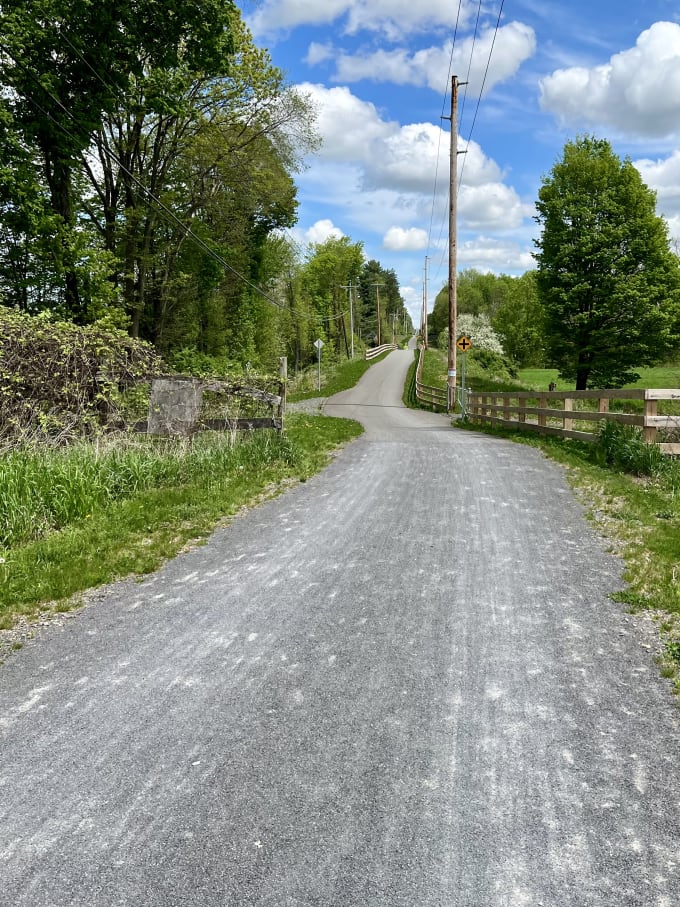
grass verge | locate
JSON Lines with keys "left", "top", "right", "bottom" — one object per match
{"left": 288, "top": 350, "right": 392, "bottom": 401}
{"left": 0, "top": 414, "right": 362, "bottom": 631}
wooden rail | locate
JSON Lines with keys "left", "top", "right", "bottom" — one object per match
{"left": 467, "top": 387, "right": 680, "bottom": 455}
{"left": 415, "top": 345, "right": 448, "bottom": 411}
{"left": 365, "top": 343, "right": 398, "bottom": 360}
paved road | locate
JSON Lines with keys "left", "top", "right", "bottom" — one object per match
{"left": 1, "top": 351, "right": 679, "bottom": 906}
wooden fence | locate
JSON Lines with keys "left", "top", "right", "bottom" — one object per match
{"left": 365, "top": 343, "right": 398, "bottom": 360}
{"left": 468, "top": 387, "right": 680, "bottom": 455}
{"left": 415, "top": 345, "right": 448, "bottom": 411}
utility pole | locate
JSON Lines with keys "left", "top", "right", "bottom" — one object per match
{"left": 340, "top": 281, "right": 356, "bottom": 359}
{"left": 423, "top": 256, "right": 429, "bottom": 349}
{"left": 371, "top": 283, "right": 384, "bottom": 346}
{"left": 443, "top": 75, "right": 466, "bottom": 412}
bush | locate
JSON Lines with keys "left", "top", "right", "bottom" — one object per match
{"left": 592, "top": 420, "right": 667, "bottom": 476}
{"left": 0, "top": 308, "right": 161, "bottom": 445}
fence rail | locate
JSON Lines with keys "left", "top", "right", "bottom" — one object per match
{"left": 365, "top": 343, "right": 398, "bottom": 360}
{"left": 415, "top": 345, "right": 448, "bottom": 411}
{"left": 468, "top": 387, "right": 680, "bottom": 455}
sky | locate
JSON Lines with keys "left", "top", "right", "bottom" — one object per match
{"left": 239, "top": 0, "right": 680, "bottom": 325}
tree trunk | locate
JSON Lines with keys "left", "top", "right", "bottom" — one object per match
{"left": 44, "top": 154, "right": 85, "bottom": 322}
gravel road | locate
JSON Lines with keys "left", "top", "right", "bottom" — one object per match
{"left": 1, "top": 349, "right": 679, "bottom": 905}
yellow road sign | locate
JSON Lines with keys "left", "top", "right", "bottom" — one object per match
{"left": 457, "top": 334, "right": 473, "bottom": 352}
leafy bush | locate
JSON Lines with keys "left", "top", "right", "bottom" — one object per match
{"left": 0, "top": 308, "right": 161, "bottom": 445}
{"left": 592, "top": 420, "right": 667, "bottom": 476}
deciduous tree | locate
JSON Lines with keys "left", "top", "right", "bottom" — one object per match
{"left": 534, "top": 136, "right": 680, "bottom": 389}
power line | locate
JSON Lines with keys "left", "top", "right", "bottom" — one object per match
{"left": 458, "top": 0, "right": 506, "bottom": 190}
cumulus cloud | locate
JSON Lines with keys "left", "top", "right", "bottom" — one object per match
{"left": 332, "top": 22, "right": 536, "bottom": 95}
{"left": 299, "top": 83, "right": 395, "bottom": 164}
{"left": 383, "top": 226, "right": 429, "bottom": 251}
{"left": 297, "top": 82, "right": 531, "bottom": 236}
{"left": 457, "top": 237, "right": 536, "bottom": 272}
{"left": 305, "top": 219, "right": 345, "bottom": 244}
{"left": 249, "top": 0, "right": 479, "bottom": 40}
{"left": 458, "top": 184, "right": 531, "bottom": 231}
{"left": 635, "top": 150, "right": 680, "bottom": 216}
{"left": 540, "top": 21, "right": 680, "bottom": 137}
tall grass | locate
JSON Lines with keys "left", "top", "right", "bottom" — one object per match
{"left": 0, "top": 432, "right": 295, "bottom": 549}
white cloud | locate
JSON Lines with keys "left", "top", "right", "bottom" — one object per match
{"left": 333, "top": 22, "right": 536, "bottom": 95}
{"left": 635, "top": 150, "right": 680, "bottom": 216}
{"left": 458, "top": 184, "right": 531, "bottom": 231}
{"left": 305, "top": 219, "right": 345, "bottom": 243}
{"left": 249, "top": 0, "right": 479, "bottom": 41}
{"left": 305, "top": 42, "right": 334, "bottom": 65}
{"left": 383, "top": 226, "right": 429, "bottom": 251}
{"left": 299, "top": 83, "right": 395, "bottom": 164}
{"left": 457, "top": 237, "right": 536, "bottom": 273}
{"left": 540, "top": 21, "right": 680, "bottom": 137}
{"left": 297, "top": 82, "right": 532, "bottom": 236}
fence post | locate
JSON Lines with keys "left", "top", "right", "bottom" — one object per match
{"left": 538, "top": 395, "right": 547, "bottom": 428}
{"left": 278, "top": 356, "right": 287, "bottom": 427}
{"left": 564, "top": 396, "right": 573, "bottom": 433}
{"left": 644, "top": 394, "right": 658, "bottom": 444}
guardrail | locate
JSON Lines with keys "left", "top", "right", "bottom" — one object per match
{"left": 365, "top": 343, "right": 398, "bottom": 360}
{"left": 415, "top": 345, "right": 448, "bottom": 411}
{"left": 467, "top": 387, "right": 680, "bottom": 455}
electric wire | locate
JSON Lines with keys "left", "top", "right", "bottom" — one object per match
{"left": 458, "top": 0, "right": 505, "bottom": 191}
{"left": 429, "top": 1, "right": 507, "bottom": 286}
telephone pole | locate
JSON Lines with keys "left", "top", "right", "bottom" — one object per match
{"left": 444, "top": 75, "right": 465, "bottom": 412}
{"left": 423, "top": 256, "right": 429, "bottom": 349}
{"left": 339, "top": 281, "right": 356, "bottom": 359}
{"left": 371, "top": 283, "right": 384, "bottom": 346}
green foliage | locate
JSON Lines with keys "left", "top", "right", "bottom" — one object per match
{"left": 438, "top": 313, "right": 505, "bottom": 355}
{"left": 289, "top": 351, "right": 391, "bottom": 401}
{"left": 535, "top": 135, "right": 680, "bottom": 389}
{"left": 591, "top": 421, "right": 667, "bottom": 477}
{"left": 429, "top": 270, "right": 544, "bottom": 365}
{"left": 0, "top": 308, "right": 160, "bottom": 444}
{"left": 0, "top": 414, "right": 362, "bottom": 621}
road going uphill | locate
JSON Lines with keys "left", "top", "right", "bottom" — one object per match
{"left": 1, "top": 347, "right": 679, "bottom": 905}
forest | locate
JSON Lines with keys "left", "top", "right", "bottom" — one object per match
{"left": 0, "top": 0, "right": 410, "bottom": 377}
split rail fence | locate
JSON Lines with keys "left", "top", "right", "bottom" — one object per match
{"left": 365, "top": 343, "right": 398, "bottom": 360}
{"left": 467, "top": 388, "right": 680, "bottom": 456}
{"left": 415, "top": 345, "right": 448, "bottom": 411}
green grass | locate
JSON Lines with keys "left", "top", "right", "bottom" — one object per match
{"left": 518, "top": 364, "right": 680, "bottom": 392}
{"left": 288, "top": 350, "right": 392, "bottom": 401}
{"left": 0, "top": 414, "right": 362, "bottom": 628}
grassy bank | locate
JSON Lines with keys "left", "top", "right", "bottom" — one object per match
{"left": 0, "top": 414, "right": 362, "bottom": 630}
{"left": 288, "top": 349, "right": 393, "bottom": 401}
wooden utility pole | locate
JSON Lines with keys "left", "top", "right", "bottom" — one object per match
{"left": 446, "top": 75, "right": 461, "bottom": 412}
{"left": 423, "top": 256, "right": 429, "bottom": 348}
{"left": 340, "top": 281, "right": 355, "bottom": 359}
{"left": 371, "top": 283, "right": 384, "bottom": 346}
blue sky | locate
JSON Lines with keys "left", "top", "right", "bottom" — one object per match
{"left": 240, "top": 0, "right": 680, "bottom": 323}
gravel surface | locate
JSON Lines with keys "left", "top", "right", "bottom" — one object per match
{"left": 1, "top": 350, "right": 679, "bottom": 906}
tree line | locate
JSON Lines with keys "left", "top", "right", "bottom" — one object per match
{"left": 0, "top": 0, "right": 410, "bottom": 377}
{"left": 430, "top": 137, "right": 680, "bottom": 389}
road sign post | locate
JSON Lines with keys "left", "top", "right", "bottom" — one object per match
{"left": 313, "top": 339, "right": 324, "bottom": 391}
{"left": 456, "top": 335, "right": 472, "bottom": 418}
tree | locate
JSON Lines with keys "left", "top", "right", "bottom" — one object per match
{"left": 492, "top": 271, "right": 545, "bottom": 367}
{"left": 534, "top": 136, "right": 680, "bottom": 389}
{"left": 0, "top": 0, "right": 236, "bottom": 321}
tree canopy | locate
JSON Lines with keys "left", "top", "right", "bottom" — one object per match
{"left": 534, "top": 135, "right": 680, "bottom": 389}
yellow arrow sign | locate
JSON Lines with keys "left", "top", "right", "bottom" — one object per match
{"left": 457, "top": 334, "right": 473, "bottom": 352}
